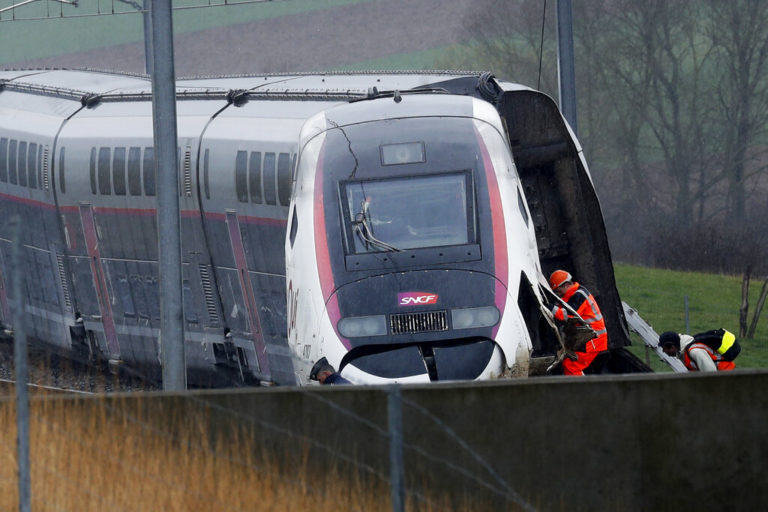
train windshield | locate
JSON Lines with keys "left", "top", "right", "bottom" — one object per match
{"left": 342, "top": 172, "right": 473, "bottom": 253}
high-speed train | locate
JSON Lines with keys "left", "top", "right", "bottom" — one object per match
{"left": 0, "top": 68, "right": 644, "bottom": 386}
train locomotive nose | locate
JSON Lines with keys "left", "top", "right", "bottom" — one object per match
{"left": 340, "top": 337, "right": 504, "bottom": 382}
{"left": 328, "top": 270, "right": 511, "bottom": 383}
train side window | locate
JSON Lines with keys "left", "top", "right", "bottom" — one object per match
{"left": 28, "top": 143, "right": 38, "bottom": 189}
{"left": 291, "top": 153, "right": 297, "bottom": 181}
{"left": 235, "top": 150, "right": 248, "bottom": 203}
{"left": 143, "top": 147, "right": 155, "bottom": 196}
{"left": 128, "top": 147, "right": 141, "bottom": 195}
{"left": 203, "top": 149, "right": 210, "bottom": 200}
{"left": 289, "top": 208, "right": 298, "bottom": 247}
{"left": 98, "top": 147, "right": 111, "bottom": 195}
{"left": 0, "top": 138, "right": 7, "bottom": 182}
{"left": 89, "top": 147, "right": 97, "bottom": 194}
{"left": 249, "top": 151, "right": 262, "bottom": 204}
{"left": 263, "top": 152, "right": 276, "bottom": 205}
{"left": 113, "top": 147, "right": 127, "bottom": 196}
{"left": 59, "top": 147, "right": 66, "bottom": 193}
{"left": 18, "top": 141, "right": 27, "bottom": 187}
{"left": 8, "top": 140, "right": 17, "bottom": 185}
{"left": 277, "top": 152, "right": 291, "bottom": 206}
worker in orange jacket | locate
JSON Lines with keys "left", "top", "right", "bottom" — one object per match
{"left": 549, "top": 270, "right": 608, "bottom": 375}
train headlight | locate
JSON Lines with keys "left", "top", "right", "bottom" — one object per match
{"left": 451, "top": 306, "right": 500, "bottom": 330}
{"left": 338, "top": 315, "right": 387, "bottom": 338}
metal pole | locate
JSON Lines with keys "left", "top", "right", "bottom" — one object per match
{"left": 150, "top": 0, "right": 186, "bottom": 390}
{"left": 10, "top": 216, "right": 30, "bottom": 512}
{"left": 388, "top": 385, "right": 405, "bottom": 512}
{"left": 556, "top": 0, "right": 578, "bottom": 136}
{"left": 142, "top": 0, "right": 153, "bottom": 75}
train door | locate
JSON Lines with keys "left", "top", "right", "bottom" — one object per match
{"left": 78, "top": 202, "right": 121, "bottom": 361}
{"left": 198, "top": 146, "right": 294, "bottom": 384}
{"left": 224, "top": 210, "right": 269, "bottom": 376}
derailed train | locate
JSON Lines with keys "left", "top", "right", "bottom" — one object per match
{"left": 0, "top": 69, "right": 646, "bottom": 386}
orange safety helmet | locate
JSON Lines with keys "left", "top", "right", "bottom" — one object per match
{"left": 549, "top": 270, "right": 572, "bottom": 289}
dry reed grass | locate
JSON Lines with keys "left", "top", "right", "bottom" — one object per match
{"left": 0, "top": 392, "right": 469, "bottom": 511}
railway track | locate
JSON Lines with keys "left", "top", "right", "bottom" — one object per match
{"left": 0, "top": 377, "right": 93, "bottom": 395}
{"left": 0, "top": 338, "right": 160, "bottom": 395}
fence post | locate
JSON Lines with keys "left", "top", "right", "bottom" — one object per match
{"left": 10, "top": 216, "right": 30, "bottom": 512}
{"left": 388, "top": 384, "right": 405, "bottom": 512}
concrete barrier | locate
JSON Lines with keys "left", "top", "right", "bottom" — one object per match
{"left": 40, "top": 370, "right": 768, "bottom": 511}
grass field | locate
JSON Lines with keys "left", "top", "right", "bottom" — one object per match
{"left": 0, "top": 394, "right": 458, "bottom": 512}
{"left": 0, "top": 0, "right": 374, "bottom": 66}
{"left": 0, "top": 391, "right": 488, "bottom": 511}
{"left": 614, "top": 263, "right": 768, "bottom": 371}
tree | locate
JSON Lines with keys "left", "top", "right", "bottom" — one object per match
{"left": 437, "top": 0, "right": 559, "bottom": 98}
{"left": 705, "top": 0, "right": 768, "bottom": 226}
{"left": 441, "top": 0, "right": 768, "bottom": 272}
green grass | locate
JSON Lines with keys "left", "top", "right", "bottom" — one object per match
{"left": 615, "top": 263, "right": 768, "bottom": 371}
{"left": 0, "top": 0, "right": 375, "bottom": 66}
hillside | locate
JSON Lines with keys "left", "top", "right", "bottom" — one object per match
{"left": 2, "top": 0, "right": 481, "bottom": 76}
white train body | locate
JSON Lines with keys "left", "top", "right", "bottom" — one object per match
{"left": 286, "top": 96, "right": 545, "bottom": 383}
{"left": 0, "top": 69, "right": 634, "bottom": 386}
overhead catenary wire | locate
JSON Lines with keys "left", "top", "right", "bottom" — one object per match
{"left": 0, "top": 0, "right": 288, "bottom": 22}
{"left": 538, "top": 0, "right": 547, "bottom": 91}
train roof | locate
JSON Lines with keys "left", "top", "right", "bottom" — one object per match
{"left": 0, "top": 68, "right": 529, "bottom": 106}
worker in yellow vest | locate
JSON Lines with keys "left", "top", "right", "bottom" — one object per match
{"left": 658, "top": 329, "right": 740, "bottom": 371}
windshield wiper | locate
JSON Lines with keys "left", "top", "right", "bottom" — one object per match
{"left": 353, "top": 201, "right": 402, "bottom": 253}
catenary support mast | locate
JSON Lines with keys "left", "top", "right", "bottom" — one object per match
{"left": 556, "top": 0, "right": 578, "bottom": 136}
{"left": 150, "top": 0, "right": 186, "bottom": 390}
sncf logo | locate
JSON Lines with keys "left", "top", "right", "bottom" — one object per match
{"left": 398, "top": 292, "right": 438, "bottom": 306}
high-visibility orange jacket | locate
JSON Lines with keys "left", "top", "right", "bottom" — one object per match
{"left": 683, "top": 342, "right": 736, "bottom": 372}
{"left": 551, "top": 282, "right": 608, "bottom": 354}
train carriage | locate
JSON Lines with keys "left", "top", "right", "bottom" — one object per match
{"left": 0, "top": 69, "right": 644, "bottom": 386}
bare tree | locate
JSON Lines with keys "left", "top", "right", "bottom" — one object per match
{"left": 437, "top": 0, "right": 559, "bottom": 97}
{"left": 705, "top": 0, "right": 768, "bottom": 225}
{"left": 576, "top": 0, "right": 658, "bottom": 255}
{"left": 441, "top": 0, "right": 768, "bottom": 272}
{"left": 578, "top": 0, "right": 768, "bottom": 268}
